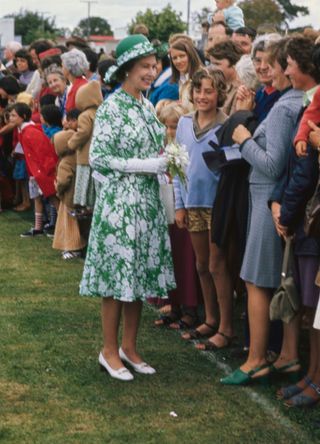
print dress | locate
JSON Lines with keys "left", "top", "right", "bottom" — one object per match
{"left": 80, "top": 88, "right": 176, "bottom": 301}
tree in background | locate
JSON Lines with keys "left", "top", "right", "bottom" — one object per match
{"left": 128, "top": 4, "right": 186, "bottom": 42}
{"left": 73, "top": 17, "right": 113, "bottom": 38}
{"left": 5, "top": 9, "right": 58, "bottom": 45}
{"left": 238, "top": 0, "right": 283, "bottom": 29}
{"left": 277, "top": 0, "right": 308, "bottom": 20}
{"left": 238, "top": 0, "right": 309, "bottom": 30}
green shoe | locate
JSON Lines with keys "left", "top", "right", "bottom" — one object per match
{"left": 220, "top": 364, "right": 271, "bottom": 386}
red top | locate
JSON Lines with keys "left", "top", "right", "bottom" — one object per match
{"left": 65, "top": 77, "right": 88, "bottom": 112}
{"left": 294, "top": 86, "right": 320, "bottom": 145}
{"left": 19, "top": 123, "right": 58, "bottom": 197}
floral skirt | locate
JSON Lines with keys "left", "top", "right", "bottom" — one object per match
{"left": 80, "top": 174, "right": 176, "bottom": 301}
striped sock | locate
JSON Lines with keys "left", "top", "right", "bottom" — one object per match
{"left": 35, "top": 212, "right": 43, "bottom": 231}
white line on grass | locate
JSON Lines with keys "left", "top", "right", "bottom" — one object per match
{"left": 146, "top": 303, "right": 309, "bottom": 442}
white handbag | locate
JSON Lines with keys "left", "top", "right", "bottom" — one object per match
{"left": 159, "top": 183, "right": 175, "bottom": 225}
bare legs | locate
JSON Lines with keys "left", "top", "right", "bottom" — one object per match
{"left": 122, "top": 300, "right": 143, "bottom": 363}
{"left": 182, "top": 230, "right": 234, "bottom": 345}
{"left": 240, "top": 282, "right": 272, "bottom": 375}
{"left": 101, "top": 298, "right": 123, "bottom": 369}
{"left": 101, "top": 298, "right": 144, "bottom": 370}
{"left": 182, "top": 230, "right": 218, "bottom": 338}
{"left": 272, "top": 314, "right": 300, "bottom": 371}
{"left": 285, "top": 309, "right": 320, "bottom": 403}
{"left": 207, "top": 243, "right": 234, "bottom": 346}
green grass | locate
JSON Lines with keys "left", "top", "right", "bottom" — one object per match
{"left": 0, "top": 210, "right": 319, "bottom": 443}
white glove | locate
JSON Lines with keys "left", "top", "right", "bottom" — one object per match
{"left": 109, "top": 156, "right": 168, "bottom": 174}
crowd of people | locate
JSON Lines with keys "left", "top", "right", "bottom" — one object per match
{"left": 1, "top": 0, "right": 320, "bottom": 407}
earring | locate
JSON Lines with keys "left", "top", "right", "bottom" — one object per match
{"left": 125, "top": 72, "right": 129, "bottom": 78}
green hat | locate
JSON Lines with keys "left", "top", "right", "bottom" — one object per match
{"left": 104, "top": 34, "right": 155, "bottom": 84}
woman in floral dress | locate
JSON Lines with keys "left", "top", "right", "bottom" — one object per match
{"left": 80, "top": 35, "right": 175, "bottom": 381}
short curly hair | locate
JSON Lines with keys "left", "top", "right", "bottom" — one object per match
{"left": 286, "top": 37, "right": 320, "bottom": 83}
{"left": 61, "top": 48, "right": 89, "bottom": 77}
{"left": 189, "top": 67, "right": 227, "bottom": 108}
{"left": 207, "top": 40, "right": 243, "bottom": 66}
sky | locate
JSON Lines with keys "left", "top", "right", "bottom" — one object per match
{"left": 0, "top": 0, "right": 319, "bottom": 34}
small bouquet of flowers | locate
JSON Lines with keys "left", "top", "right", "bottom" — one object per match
{"left": 163, "top": 142, "right": 189, "bottom": 186}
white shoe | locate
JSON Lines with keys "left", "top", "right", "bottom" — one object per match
{"left": 119, "top": 347, "right": 156, "bottom": 375}
{"left": 98, "top": 352, "right": 134, "bottom": 381}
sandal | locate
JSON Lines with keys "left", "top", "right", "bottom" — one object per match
{"left": 169, "top": 312, "right": 199, "bottom": 330}
{"left": 276, "top": 376, "right": 312, "bottom": 400}
{"left": 284, "top": 381, "right": 320, "bottom": 408}
{"left": 195, "top": 331, "right": 235, "bottom": 351}
{"left": 154, "top": 310, "right": 181, "bottom": 327}
{"left": 182, "top": 322, "right": 217, "bottom": 340}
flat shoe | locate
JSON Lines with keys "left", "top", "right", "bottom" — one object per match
{"left": 99, "top": 352, "right": 134, "bottom": 381}
{"left": 119, "top": 348, "right": 156, "bottom": 375}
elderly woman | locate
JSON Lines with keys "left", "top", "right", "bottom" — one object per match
{"left": 44, "top": 65, "right": 70, "bottom": 118}
{"left": 221, "top": 38, "right": 304, "bottom": 385}
{"left": 4, "top": 41, "right": 22, "bottom": 74}
{"left": 61, "top": 48, "right": 88, "bottom": 113}
{"left": 80, "top": 35, "right": 175, "bottom": 381}
{"left": 236, "top": 34, "right": 282, "bottom": 123}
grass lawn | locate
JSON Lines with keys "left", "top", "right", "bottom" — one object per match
{"left": 0, "top": 209, "right": 319, "bottom": 443}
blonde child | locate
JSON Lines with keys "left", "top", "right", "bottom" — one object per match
{"left": 213, "top": 0, "right": 244, "bottom": 31}
{"left": 154, "top": 102, "right": 202, "bottom": 330}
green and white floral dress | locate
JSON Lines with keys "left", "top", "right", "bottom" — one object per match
{"left": 80, "top": 89, "right": 176, "bottom": 301}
